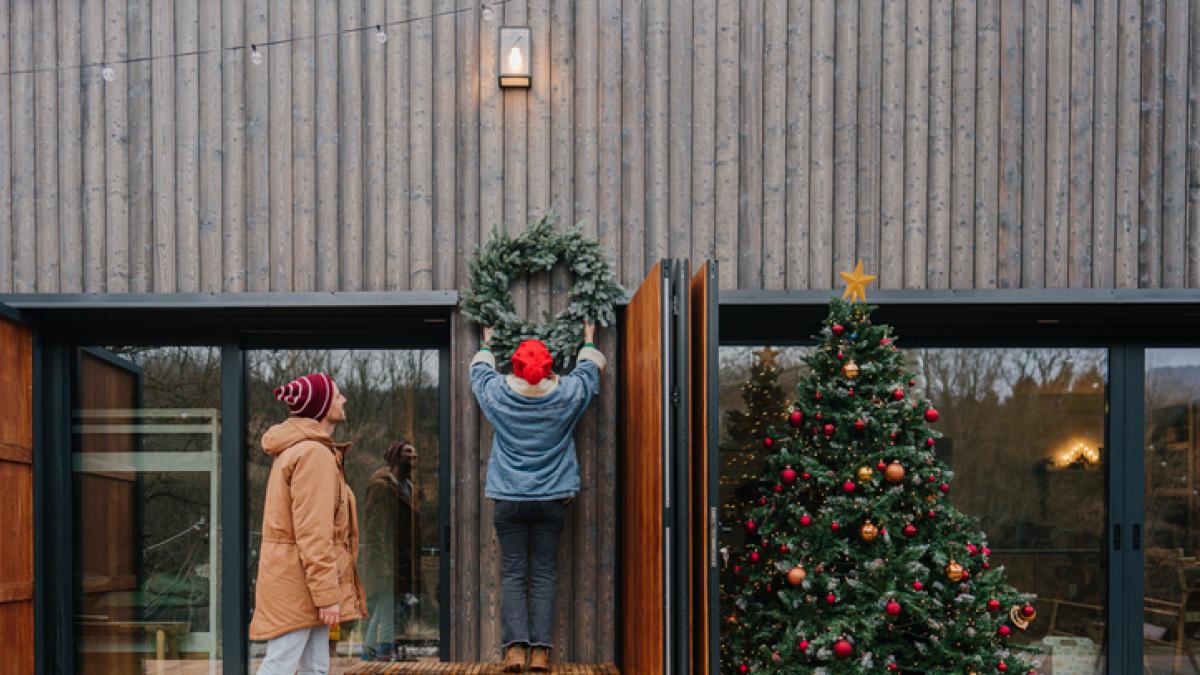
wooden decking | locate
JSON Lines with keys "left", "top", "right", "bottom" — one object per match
{"left": 344, "top": 663, "right": 619, "bottom": 675}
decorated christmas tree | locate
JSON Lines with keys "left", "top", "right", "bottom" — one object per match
{"left": 722, "top": 263, "right": 1038, "bottom": 674}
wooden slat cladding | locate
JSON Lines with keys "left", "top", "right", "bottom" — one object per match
{"left": 5, "top": 0, "right": 1194, "bottom": 294}
{"left": 0, "top": 317, "right": 34, "bottom": 675}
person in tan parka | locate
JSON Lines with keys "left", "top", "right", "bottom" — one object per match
{"left": 250, "top": 372, "right": 367, "bottom": 674}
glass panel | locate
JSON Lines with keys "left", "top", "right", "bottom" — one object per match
{"left": 246, "top": 350, "right": 441, "bottom": 671}
{"left": 73, "top": 347, "right": 223, "bottom": 674}
{"left": 1145, "top": 349, "right": 1200, "bottom": 674}
{"left": 718, "top": 345, "right": 1108, "bottom": 672}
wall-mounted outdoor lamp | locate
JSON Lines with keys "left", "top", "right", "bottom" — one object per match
{"left": 498, "top": 26, "right": 531, "bottom": 88}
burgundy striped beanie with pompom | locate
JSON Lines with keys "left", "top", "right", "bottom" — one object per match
{"left": 273, "top": 372, "right": 335, "bottom": 420}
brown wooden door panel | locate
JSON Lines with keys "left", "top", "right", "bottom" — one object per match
{"left": 620, "top": 262, "right": 667, "bottom": 675}
{"left": 0, "top": 314, "right": 33, "bottom": 674}
{"left": 689, "top": 261, "right": 718, "bottom": 675}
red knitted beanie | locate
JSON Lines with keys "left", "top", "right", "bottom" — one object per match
{"left": 511, "top": 339, "right": 554, "bottom": 385}
{"left": 274, "top": 372, "right": 335, "bottom": 420}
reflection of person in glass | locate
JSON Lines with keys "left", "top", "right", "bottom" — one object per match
{"left": 470, "top": 322, "right": 605, "bottom": 672}
{"left": 249, "top": 373, "right": 367, "bottom": 674}
{"left": 361, "top": 440, "right": 423, "bottom": 661}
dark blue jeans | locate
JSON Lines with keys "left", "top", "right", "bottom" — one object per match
{"left": 493, "top": 499, "right": 566, "bottom": 649}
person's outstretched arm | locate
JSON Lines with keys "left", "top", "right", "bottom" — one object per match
{"left": 470, "top": 326, "right": 501, "bottom": 400}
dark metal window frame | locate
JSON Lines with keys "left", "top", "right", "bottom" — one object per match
{"left": 717, "top": 288, "right": 1200, "bottom": 674}
{"left": 10, "top": 292, "right": 458, "bottom": 674}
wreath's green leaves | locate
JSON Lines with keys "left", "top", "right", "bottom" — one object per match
{"left": 460, "top": 214, "right": 625, "bottom": 370}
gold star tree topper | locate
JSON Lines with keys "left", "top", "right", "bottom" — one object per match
{"left": 840, "top": 260, "right": 877, "bottom": 303}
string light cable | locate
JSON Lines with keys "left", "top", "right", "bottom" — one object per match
{"left": 0, "top": 0, "right": 510, "bottom": 80}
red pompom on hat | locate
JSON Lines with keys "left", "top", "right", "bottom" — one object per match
{"left": 511, "top": 339, "right": 554, "bottom": 385}
{"left": 274, "top": 372, "right": 335, "bottom": 420}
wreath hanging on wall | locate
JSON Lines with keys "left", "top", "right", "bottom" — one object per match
{"left": 461, "top": 215, "right": 625, "bottom": 370}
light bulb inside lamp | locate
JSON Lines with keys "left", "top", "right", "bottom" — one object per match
{"left": 507, "top": 45, "right": 524, "bottom": 72}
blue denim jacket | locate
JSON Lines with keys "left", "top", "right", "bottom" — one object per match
{"left": 470, "top": 347, "right": 606, "bottom": 501}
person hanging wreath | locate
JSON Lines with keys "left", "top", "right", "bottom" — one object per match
{"left": 460, "top": 214, "right": 624, "bottom": 370}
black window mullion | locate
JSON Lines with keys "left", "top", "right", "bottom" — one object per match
{"left": 1121, "top": 346, "right": 1146, "bottom": 674}
{"left": 220, "top": 341, "right": 247, "bottom": 673}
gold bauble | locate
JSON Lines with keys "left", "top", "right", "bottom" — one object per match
{"left": 860, "top": 521, "right": 879, "bottom": 542}
{"left": 884, "top": 462, "right": 906, "bottom": 483}
{"left": 857, "top": 466, "right": 875, "bottom": 482}
{"left": 1010, "top": 605, "right": 1036, "bottom": 630}
{"left": 786, "top": 566, "right": 807, "bottom": 586}
{"left": 842, "top": 360, "right": 861, "bottom": 379}
{"left": 945, "top": 560, "right": 965, "bottom": 581}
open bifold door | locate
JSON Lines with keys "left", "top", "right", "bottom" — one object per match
{"left": 690, "top": 261, "right": 719, "bottom": 675}
{"left": 620, "top": 260, "right": 691, "bottom": 675}
{"left": 0, "top": 306, "right": 35, "bottom": 673}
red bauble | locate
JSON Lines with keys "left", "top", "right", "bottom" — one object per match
{"left": 876, "top": 460, "right": 887, "bottom": 471}
{"left": 924, "top": 408, "right": 940, "bottom": 422}
{"left": 749, "top": 551, "right": 760, "bottom": 563}
{"left": 798, "top": 640, "right": 809, "bottom": 653}
{"left": 998, "top": 625, "right": 1012, "bottom": 638}
{"left": 739, "top": 665, "right": 749, "bottom": 674}
{"left": 912, "top": 580, "right": 924, "bottom": 591}
{"left": 826, "top": 593, "right": 837, "bottom": 605}
{"left": 886, "top": 600, "right": 902, "bottom": 617}
{"left": 773, "top": 484, "right": 783, "bottom": 493}
{"left": 801, "top": 471, "right": 812, "bottom": 480}
{"left": 902, "top": 524, "right": 917, "bottom": 537}
{"left": 831, "top": 521, "right": 840, "bottom": 532}
{"left": 814, "top": 411, "right": 823, "bottom": 420}
{"left": 823, "top": 424, "right": 835, "bottom": 437}
{"left": 789, "top": 410, "right": 804, "bottom": 427}
{"left": 842, "top": 480, "right": 856, "bottom": 493}
{"left": 908, "top": 379, "right": 916, "bottom": 387}
{"left": 781, "top": 467, "right": 798, "bottom": 484}
{"left": 926, "top": 437, "right": 936, "bottom": 447}
{"left": 982, "top": 546, "right": 992, "bottom": 557}
{"left": 832, "top": 324, "right": 844, "bottom": 336}
{"left": 928, "top": 474, "right": 937, "bottom": 482}
{"left": 1022, "top": 604, "right": 1036, "bottom": 618}
{"left": 836, "top": 352, "right": 845, "bottom": 360}
{"left": 887, "top": 664, "right": 898, "bottom": 672}
{"left": 779, "top": 544, "right": 789, "bottom": 554}
{"left": 987, "top": 599, "right": 1001, "bottom": 612}
{"left": 854, "top": 419, "right": 866, "bottom": 431}
{"left": 762, "top": 437, "right": 775, "bottom": 449}
{"left": 881, "top": 337, "right": 891, "bottom": 346}
{"left": 927, "top": 510, "right": 937, "bottom": 519}
{"left": 814, "top": 391, "right": 822, "bottom": 401}
{"left": 967, "top": 544, "right": 979, "bottom": 556}
{"left": 800, "top": 514, "right": 812, "bottom": 527}
{"left": 745, "top": 520, "right": 757, "bottom": 533}
{"left": 833, "top": 640, "right": 853, "bottom": 659}
{"left": 759, "top": 497, "right": 768, "bottom": 506}
{"left": 848, "top": 388, "right": 855, "bottom": 397}
{"left": 939, "top": 482, "right": 951, "bottom": 494}
{"left": 893, "top": 389, "right": 905, "bottom": 400}
{"left": 998, "top": 662, "right": 1008, "bottom": 672}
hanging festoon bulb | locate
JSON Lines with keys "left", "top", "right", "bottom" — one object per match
{"left": 250, "top": 44, "right": 263, "bottom": 65}
{"left": 100, "top": 65, "right": 115, "bottom": 82}
{"left": 375, "top": 25, "right": 388, "bottom": 44}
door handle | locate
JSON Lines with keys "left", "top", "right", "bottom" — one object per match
{"left": 1113, "top": 524, "right": 1121, "bottom": 550}
{"left": 1133, "top": 524, "right": 1141, "bottom": 551}
{"left": 710, "top": 507, "right": 718, "bottom": 569}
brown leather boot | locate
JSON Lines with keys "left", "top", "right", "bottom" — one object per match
{"left": 503, "top": 644, "right": 527, "bottom": 672}
{"left": 529, "top": 646, "right": 551, "bottom": 672}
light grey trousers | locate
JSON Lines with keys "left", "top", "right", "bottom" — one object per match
{"left": 257, "top": 625, "right": 330, "bottom": 675}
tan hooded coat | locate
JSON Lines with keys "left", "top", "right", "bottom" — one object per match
{"left": 249, "top": 417, "right": 367, "bottom": 641}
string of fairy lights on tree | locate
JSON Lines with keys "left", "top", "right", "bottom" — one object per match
{"left": 0, "top": 0, "right": 511, "bottom": 80}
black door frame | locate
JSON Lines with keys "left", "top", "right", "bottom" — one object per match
{"left": 14, "top": 292, "right": 456, "bottom": 674}
{"left": 716, "top": 289, "right": 1200, "bottom": 673}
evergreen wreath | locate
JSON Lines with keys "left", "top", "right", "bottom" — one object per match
{"left": 461, "top": 214, "right": 624, "bottom": 370}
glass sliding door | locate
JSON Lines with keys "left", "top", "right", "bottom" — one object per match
{"left": 1143, "top": 349, "right": 1200, "bottom": 674}
{"left": 717, "top": 345, "right": 1109, "bottom": 672}
{"left": 244, "top": 349, "right": 442, "bottom": 672}
{"left": 72, "top": 346, "right": 223, "bottom": 674}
